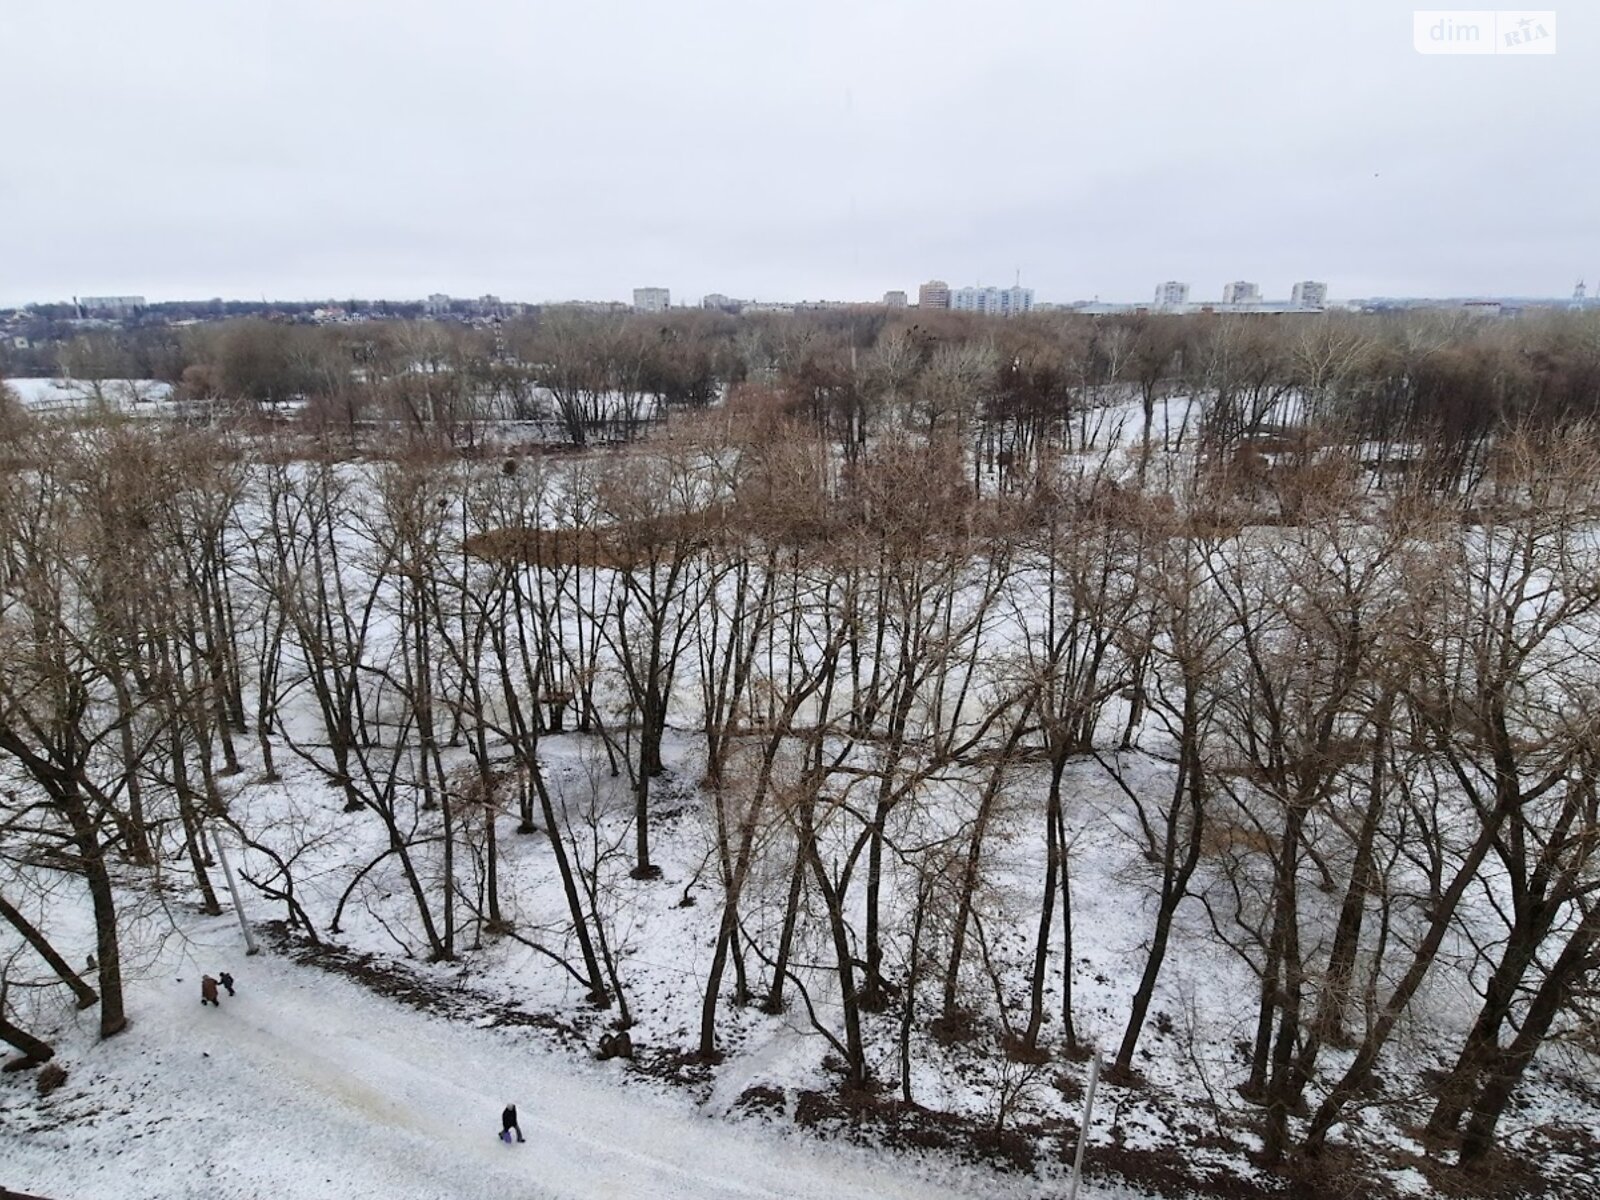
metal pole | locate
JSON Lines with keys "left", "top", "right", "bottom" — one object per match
{"left": 1066, "top": 1053, "right": 1100, "bottom": 1200}
{"left": 210, "top": 824, "right": 259, "bottom": 956}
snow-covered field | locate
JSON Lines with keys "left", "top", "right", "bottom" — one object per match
{"left": 4, "top": 377, "right": 173, "bottom": 414}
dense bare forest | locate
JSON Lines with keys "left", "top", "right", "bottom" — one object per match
{"left": 4, "top": 307, "right": 1600, "bottom": 1195}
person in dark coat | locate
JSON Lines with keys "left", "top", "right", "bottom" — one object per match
{"left": 218, "top": 972, "right": 235, "bottom": 997}
{"left": 501, "top": 1104, "right": 524, "bottom": 1143}
{"left": 201, "top": 976, "right": 220, "bottom": 1006}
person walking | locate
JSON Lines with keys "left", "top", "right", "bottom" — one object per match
{"left": 218, "top": 972, "right": 235, "bottom": 997}
{"left": 501, "top": 1104, "right": 524, "bottom": 1143}
{"left": 201, "top": 976, "right": 220, "bottom": 1007}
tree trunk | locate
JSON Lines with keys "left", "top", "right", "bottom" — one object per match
{"left": 1023, "top": 752, "right": 1068, "bottom": 1050}
{"left": 172, "top": 731, "right": 224, "bottom": 917}
{"left": 1302, "top": 781, "right": 1514, "bottom": 1155}
{"left": 1457, "top": 906, "right": 1600, "bottom": 1164}
{"left": 764, "top": 843, "right": 807, "bottom": 1014}
{"left": 806, "top": 822, "right": 868, "bottom": 1088}
{"left": 0, "top": 895, "right": 98, "bottom": 1009}
{"left": 1309, "top": 704, "right": 1390, "bottom": 1050}
{"left": 1262, "top": 806, "right": 1307, "bottom": 1164}
{"left": 530, "top": 761, "right": 609, "bottom": 1005}
{"left": 71, "top": 798, "right": 129, "bottom": 1038}
{"left": 1114, "top": 727, "right": 1203, "bottom": 1074}
{"left": 0, "top": 1012, "right": 54, "bottom": 1068}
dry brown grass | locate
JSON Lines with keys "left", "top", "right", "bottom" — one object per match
{"left": 1200, "top": 820, "right": 1276, "bottom": 859}
{"left": 464, "top": 526, "right": 629, "bottom": 569}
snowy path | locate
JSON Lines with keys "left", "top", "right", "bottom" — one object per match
{"left": 5, "top": 923, "right": 1128, "bottom": 1200}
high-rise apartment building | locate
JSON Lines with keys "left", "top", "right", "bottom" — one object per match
{"left": 918, "top": 280, "right": 951, "bottom": 309}
{"left": 950, "top": 286, "right": 1034, "bottom": 316}
{"left": 1153, "top": 281, "right": 1190, "bottom": 310}
{"left": 1000, "top": 285, "right": 1033, "bottom": 316}
{"left": 632, "top": 287, "right": 671, "bottom": 313}
{"left": 883, "top": 290, "right": 908, "bottom": 307}
{"left": 1222, "top": 281, "right": 1261, "bottom": 306}
{"left": 1290, "top": 280, "right": 1328, "bottom": 309}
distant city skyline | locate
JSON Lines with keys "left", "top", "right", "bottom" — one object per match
{"left": 15, "top": 277, "right": 1600, "bottom": 313}
{"left": 13, "top": 269, "right": 1598, "bottom": 315}
{"left": 5, "top": 1, "right": 1595, "bottom": 310}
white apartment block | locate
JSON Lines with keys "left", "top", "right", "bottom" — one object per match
{"left": 1153, "top": 281, "right": 1189, "bottom": 310}
{"left": 633, "top": 287, "right": 670, "bottom": 313}
{"left": 1290, "top": 280, "right": 1328, "bottom": 309}
{"left": 1003, "top": 286, "right": 1034, "bottom": 316}
{"left": 950, "top": 287, "right": 987, "bottom": 313}
{"left": 1222, "top": 281, "right": 1261, "bottom": 306}
{"left": 950, "top": 285, "right": 1034, "bottom": 316}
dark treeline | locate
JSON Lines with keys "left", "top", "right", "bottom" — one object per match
{"left": 2, "top": 308, "right": 1600, "bottom": 1189}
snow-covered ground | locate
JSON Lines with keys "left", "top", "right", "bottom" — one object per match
{"left": 2, "top": 911, "right": 1141, "bottom": 1200}
{"left": 6, "top": 425, "right": 1599, "bottom": 1199}
{"left": 4, "top": 377, "right": 174, "bottom": 414}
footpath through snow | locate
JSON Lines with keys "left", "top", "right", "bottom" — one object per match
{"left": 4, "top": 918, "right": 1140, "bottom": 1200}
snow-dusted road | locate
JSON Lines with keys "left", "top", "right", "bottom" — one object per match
{"left": 6, "top": 925, "right": 1125, "bottom": 1200}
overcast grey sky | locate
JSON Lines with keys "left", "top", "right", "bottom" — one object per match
{"left": 3, "top": 0, "right": 1593, "bottom": 306}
